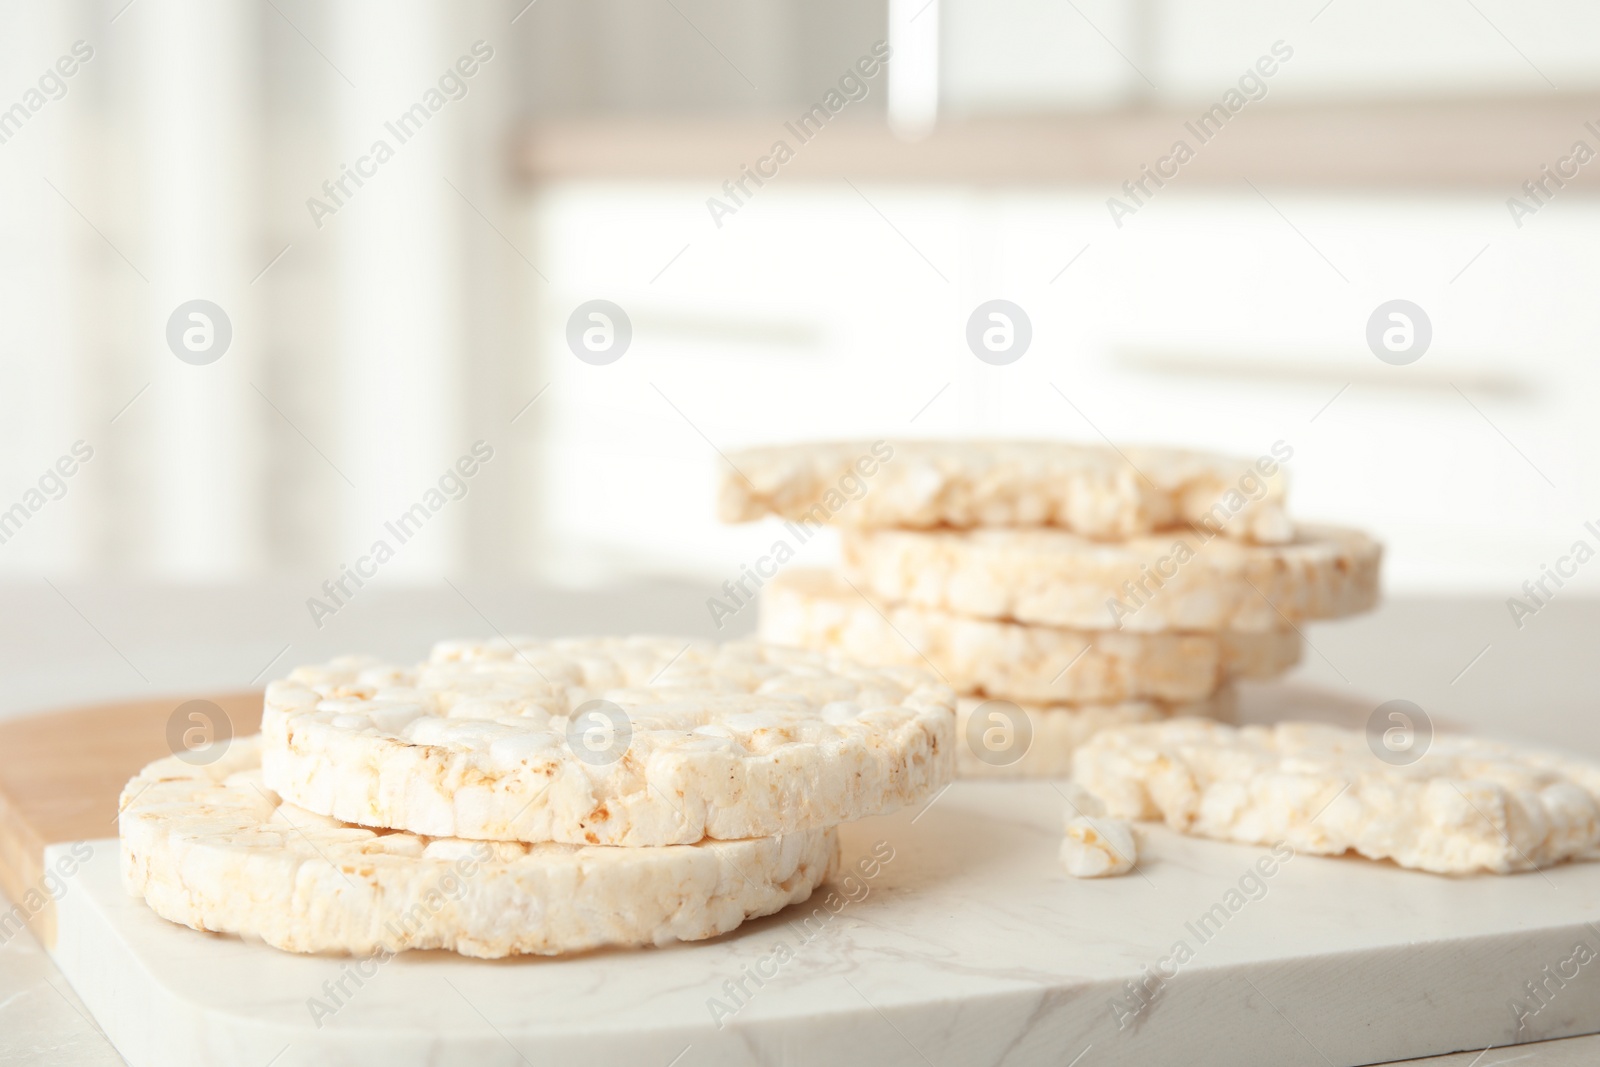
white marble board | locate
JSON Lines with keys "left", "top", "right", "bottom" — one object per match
{"left": 50, "top": 779, "right": 1600, "bottom": 1066}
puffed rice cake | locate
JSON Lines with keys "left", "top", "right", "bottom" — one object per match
{"left": 759, "top": 568, "right": 1300, "bottom": 704}
{"left": 841, "top": 524, "right": 1380, "bottom": 633}
{"left": 261, "top": 637, "right": 955, "bottom": 847}
{"left": 120, "top": 738, "right": 837, "bottom": 957}
{"left": 1073, "top": 719, "right": 1600, "bottom": 875}
{"left": 719, "top": 439, "right": 1292, "bottom": 542}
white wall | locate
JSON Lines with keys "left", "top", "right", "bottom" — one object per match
{"left": 2, "top": 0, "right": 1596, "bottom": 600}
{"left": 527, "top": 181, "right": 1595, "bottom": 596}
{"left": 0, "top": 0, "right": 518, "bottom": 588}
{"left": 941, "top": 0, "right": 1600, "bottom": 113}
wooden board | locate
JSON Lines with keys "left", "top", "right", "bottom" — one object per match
{"left": 0, "top": 692, "right": 261, "bottom": 945}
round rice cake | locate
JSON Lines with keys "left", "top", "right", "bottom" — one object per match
{"left": 1072, "top": 719, "right": 1600, "bottom": 875}
{"left": 957, "top": 689, "right": 1237, "bottom": 779}
{"left": 719, "top": 439, "right": 1292, "bottom": 542}
{"left": 120, "top": 738, "right": 838, "bottom": 957}
{"left": 261, "top": 637, "right": 955, "bottom": 846}
{"left": 841, "top": 524, "right": 1380, "bottom": 633}
{"left": 759, "top": 568, "right": 1300, "bottom": 703}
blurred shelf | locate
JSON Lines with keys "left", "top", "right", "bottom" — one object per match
{"left": 515, "top": 95, "right": 1600, "bottom": 188}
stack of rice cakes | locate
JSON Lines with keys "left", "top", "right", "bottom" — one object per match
{"left": 118, "top": 638, "right": 955, "bottom": 957}
{"left": 725, "top": 440, "right": 1381, "bottom": 777}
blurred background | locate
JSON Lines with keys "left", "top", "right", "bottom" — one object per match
{"left": 1, "top": 0, "right": 1597, "bottom": 742}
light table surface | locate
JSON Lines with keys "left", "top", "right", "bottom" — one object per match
{"left": 2, "top": 581, "right": 1599, "bottom": 1065}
